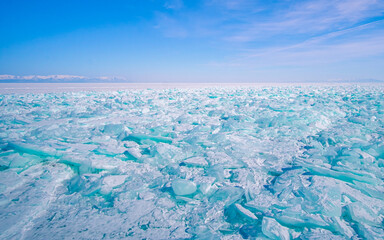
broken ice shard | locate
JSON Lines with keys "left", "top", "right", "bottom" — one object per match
{"left": 172, "top": 179, "right": 197, "bottom": 196}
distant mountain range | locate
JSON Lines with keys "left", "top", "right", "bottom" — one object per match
{"left": 0, "top": 75, "right": 130, "bottom": 83}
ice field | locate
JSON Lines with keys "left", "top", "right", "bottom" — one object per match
{"left": 0, "top": 85, "right": 384, "bottom": 239}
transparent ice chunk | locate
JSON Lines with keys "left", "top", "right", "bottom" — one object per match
{"left": 344, "top": 202, "right": 382, "bottom": 227}
{"left": 172, "top": 179, "right": 197, "bottom": 196}
{"left": 262, "top": 217, "right": 291, "bottom": 240}
{"left": 182, "top": 157, "right": 208, "bottom": 167}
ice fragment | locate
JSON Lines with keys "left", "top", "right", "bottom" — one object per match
{"left": 172, "top": 179, "right": 197, "bottom": 196}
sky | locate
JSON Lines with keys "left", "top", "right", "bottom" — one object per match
{"left": 1, "top": 0, "right": 384, "bottom": 83}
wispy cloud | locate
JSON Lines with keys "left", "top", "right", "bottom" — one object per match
{"left": 154, "top": 0, "right": 384, "bottom": 69}
{"left": 209, "top": 19, "right": 384, "bottom": 67}
{"left": 155, "top": 0, "right": 384, "bottom": 40}
{"left": 164, "top": 0, "right": 183, "bottom": 10}
{"left": 246, "top": 19, "right": 384, "bottom": 54}
{"left": 224, "top": 0, "right": 384, "bottom": 42}
{"left": 254, "top": 35, "right": 384, "bottom": 66}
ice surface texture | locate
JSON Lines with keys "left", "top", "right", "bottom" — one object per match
{"left": 1, "top": 86, "right": 384, "bottom": 239}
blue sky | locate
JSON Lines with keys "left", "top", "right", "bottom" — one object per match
{"left": 1, "top": 0, "right": 384, "bottom": 82}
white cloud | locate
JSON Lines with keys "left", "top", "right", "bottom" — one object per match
{"left": 165, "top": 0, "right": 384, "bottom": 69}
{"left": 164, "top": 0, "right": 183, "bottom": 10}
{"left": 155, "top": 0, "right": 384, "bottom": 46}
{"left": 225, "top": 0, "right": 384, "bottom": 42}
{"left": 212, "top": 19, "right": 384, "bottom": 67}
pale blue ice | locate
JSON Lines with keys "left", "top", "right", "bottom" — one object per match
{"left": 0, "top": 86, "right": 384, "bottom": 239}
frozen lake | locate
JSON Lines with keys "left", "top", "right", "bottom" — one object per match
{"left": 1, "top": 82, "right": 379, "bottom": 94}
{"left": 0, "top": 83, "right": 287, "bottom": 94}
{"left": 1, "top": 84, "right": 384, "bottom": 239}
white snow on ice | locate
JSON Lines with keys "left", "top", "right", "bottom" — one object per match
{"left": 0, "top": 84, "right": 384, "bottom": 239}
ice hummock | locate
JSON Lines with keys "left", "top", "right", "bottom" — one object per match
{"left": 1, "top": 85, "right": 384, "bottom": 239}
